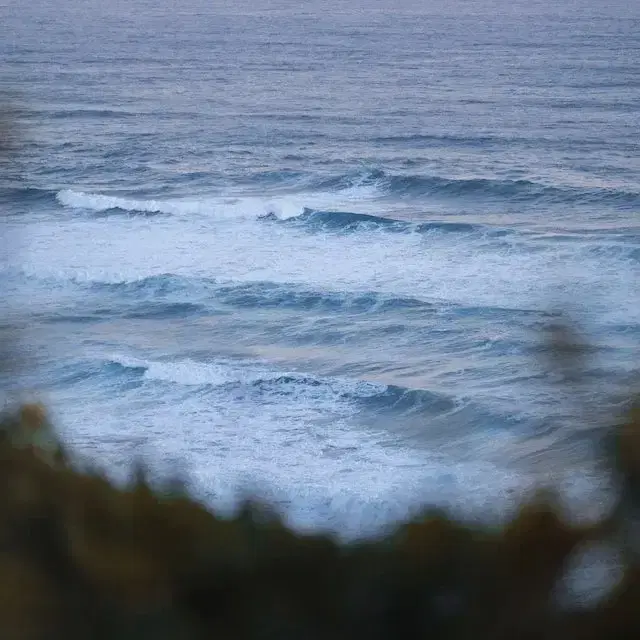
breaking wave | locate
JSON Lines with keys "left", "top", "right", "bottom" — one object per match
{"left": 87, "top": 355, "right": 459, "bottom": 419}
{"left": 51, "top": 169, "right": 640, "bottom": 223}
{"left": 264, "top": 207, "right": 507, "bottom": 236}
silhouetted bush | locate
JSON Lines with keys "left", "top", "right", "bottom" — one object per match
{"left": 0, "top": 398, "right": 639, "bottom": 640}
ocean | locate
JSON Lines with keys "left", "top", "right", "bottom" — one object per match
{"left": 1, "top": 0, "right": 639, "bottom": 538}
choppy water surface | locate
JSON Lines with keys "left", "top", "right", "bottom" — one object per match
{"left": 2, "top": 0, "right": 639, "bottom": 535}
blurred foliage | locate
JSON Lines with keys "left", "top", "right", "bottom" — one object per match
{"left": 0, "top": 396, "right": 638, "bottom": 640}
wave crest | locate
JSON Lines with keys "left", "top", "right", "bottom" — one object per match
{"left": 307, "top": 169, "right": 640, "bottom": 206}
{"left": 97, "top": 355, "right": 456, "bottom": 418}
{"left": 77, "top": 274, "right": 434, "bottom": 315}
{"left": 266, "top": 207, "right": 504, "bottom": 236}
{"left": 56, "top": 190, "right": 174, "bottom": 216}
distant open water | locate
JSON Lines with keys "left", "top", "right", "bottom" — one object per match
{"left": 1, "top": 0, "right": 639, "bottom": 537}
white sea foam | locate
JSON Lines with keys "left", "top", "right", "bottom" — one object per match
{"left": 20, "top": 189, "right": 640, "bottom": 327}
{"left": 49, "top": 354, "right": 538, "bottom": 539}
{"left": 55, "top": 184, "right": 382, "bottom": 221}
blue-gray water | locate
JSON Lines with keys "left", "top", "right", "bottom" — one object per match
{"left": 2, "top": 0, "right": 639, "bottom": 536}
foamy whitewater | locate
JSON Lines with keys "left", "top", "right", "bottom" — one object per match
{"left": 1, "top": 0, "right": 639, "bottom": 537}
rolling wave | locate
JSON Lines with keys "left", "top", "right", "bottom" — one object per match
{"left": 119, "top": 301, "right": 207, "bottom": 320}
{"left": 55, "top": 185, "right": 508, "bottom": 235}
{"left": 310, "top": 168, "right": 639, "bottom": 206}
{"left": 266, "top": 207, "right": 506, "bottom": 236}
{"left": 379, "top": 173, "right": 640, "bottom": 206}
{"left": 91, "top": 207, "right": 169, "bottom": 218}
{"left": 212, "top": 280, "right": 432, "bottom": 313}
{"left": 56, "top": 189, "right": 176, "bottom": 216}
{"left": 53, "top": 188, "right": 373, "bottom": 220}
{"left": 50, "top": 164, "right": 640, "bottom": 224}
{"left": 27, "top": 272, "right": 435, "bottom": 315}
{"left": 90, "top": 355, "right": 458, "bottom": 418}
{"left": 35, "top": 302, "right": 208, "bottom": 324}
{"left": 13, "top": 266, "right": 637, "bottom": 325}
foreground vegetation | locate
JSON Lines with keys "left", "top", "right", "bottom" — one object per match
{"left": 0, "top": 399, "right": 638, "bottom": 640}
